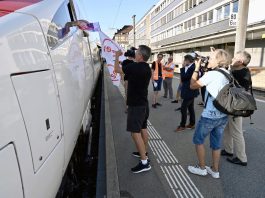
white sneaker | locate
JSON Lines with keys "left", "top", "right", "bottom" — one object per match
{"left": 206, "top": 166, "right": 220, "bottom": 179}
{"left": 188, "top": 165, "right": 207, "bottom": 176}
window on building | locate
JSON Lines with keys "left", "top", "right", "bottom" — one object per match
{"left": 191, "top": 18, "right": 196, "bottom": 29}
{"left": 174, "top": 7, "right": 178, "bottom": 17}
{"left": 233, "top": 1, "right": 239, "bottom": 12}
{"left": 185, "top": 1, "right": 189, "bottom": 11}
{"left": 172, "top": 27, "right": 176, "bottom": 35}
{"left": 179, "top": 4, "right": 183, "bottom": 15}
{"left": 189, "top": 0, "right": 193, "bottom": 9}
{"left": 167, "top": 11, "right": 173, "bottom": 22}
{"left": 187, "top": 19, "right": 191, "bottom": 30}
{"left": 208, "top": 10, "right": 213, "bottom": 24}
{"left": 161, "top": 16, "right": 167, "bottom": 25}
{"left": 192, "top": 0, "right": 197, "bottom": 7}
{"left": 224, "top": 4, "right": 230, "bottom": 18}
{"left": 184, "top": 21, "right": 187, "bottom": 31}
{"left": 197, "top": 15, "right": 202, "bottom": 27}
{"left": 217, "top": 7, "right": 223, "bottom": 21}
{"left": 168, "top": 28, "right": 173, "bottom": 37}
{"left": 202, "top": 13, "right": 207, "bottom": 25}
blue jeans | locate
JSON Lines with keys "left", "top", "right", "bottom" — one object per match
{"left": 153, "top": 77, "right": 162, "bottom": 91}
{"left": 193, "top": 116, "right": 228, "bottom": 150}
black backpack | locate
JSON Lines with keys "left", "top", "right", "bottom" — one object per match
{"left": 206, "top": 69, "right": 257, "bottom": 117}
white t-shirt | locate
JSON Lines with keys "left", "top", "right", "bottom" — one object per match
{"left": 199, "top": 68, "right": 229, "bottom": 119}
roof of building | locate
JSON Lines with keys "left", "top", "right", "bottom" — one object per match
{"left": 114, "top": 25, "right": 133, "bottom": 35}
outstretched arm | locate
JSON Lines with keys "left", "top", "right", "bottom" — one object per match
{"left": 114, "top": 50, "right": 123, "bottom": 74}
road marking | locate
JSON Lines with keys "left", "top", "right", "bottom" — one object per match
{"left": 255, "top": 98, "right": 265, "bottom": 104}
{"left": 118, "top": 84, "right": 204, "bottom": 198}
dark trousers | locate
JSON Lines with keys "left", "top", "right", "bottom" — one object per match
{"left": 201, "top": 86, "right": 206, "bottom": 102}
{"left": 180, "top": 98, "right": 195, "bottom": 127}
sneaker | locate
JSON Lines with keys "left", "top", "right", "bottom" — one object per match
{"left": 206, "top": 166, "right": 220, "bottom": 179}
{"left": 132, "top": 152, "right": 148, "bottom": 158}
{"left": 174, "top": 107, "right": 181, "bottom": 111}
{"left": 163, "top": 96, "right": 167, "bottom": 98}
{"left": 188, "top": 165, "right": 207, "bottom": 176}
{"left": 175, "top": 126, "right": 185, "bottom": 132}
{"left": 152, "top": 104, "right": 157, "bottom": 108}
{"left": 227, "top": 157, "right": 247, "bottom": 166}
{"left": 171, "top": 100, "right": 178, "bottom": 103}
{"left": 131, "top": 161, "right": 151, "bottom": 173}
{"left": 221, "top": 149, "right": 233, "bottom": 157}
{"left": 156, "top": 103, "right": 162, "bottom": 106}
{"left": 186, "top": 124, "right": 195, "bottom": 129}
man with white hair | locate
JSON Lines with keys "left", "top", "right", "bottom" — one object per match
{"left": 221, "top": 51, "right": 252, "bottom": 166}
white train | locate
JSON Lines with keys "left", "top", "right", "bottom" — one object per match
{"left": 0, "top": 0, "right": 101, "bottom": 197}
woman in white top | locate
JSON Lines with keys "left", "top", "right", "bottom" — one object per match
{"left": 188, "top": 49, "right": 231, "bottom": 179}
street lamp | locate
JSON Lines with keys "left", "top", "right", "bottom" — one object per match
{"left": 132, "top": 15, "right": 136, "bottom": 47}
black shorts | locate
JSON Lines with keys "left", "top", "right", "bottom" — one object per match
{"left": 127, "top": 105, "right": 149, "bottom": 132}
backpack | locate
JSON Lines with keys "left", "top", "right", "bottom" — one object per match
{"left": 206, "top": 69, "right": 257, "bottom": 117}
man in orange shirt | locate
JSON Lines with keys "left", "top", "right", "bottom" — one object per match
{"left": 163, "top": 56, "right": 175, "bottom": 100}
{"left": 151, "top": 54, "right": 164, "bottom": 108}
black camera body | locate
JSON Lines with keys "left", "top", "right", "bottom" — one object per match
{"left": 194, "top": 53, "right": 209, "bottom": 69}
{"left": 124, "top": 50, "right": 135, "bottom": 58}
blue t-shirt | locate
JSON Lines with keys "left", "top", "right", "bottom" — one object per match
{"left": 199, "top": 69, "right": 229, "bottom": 119}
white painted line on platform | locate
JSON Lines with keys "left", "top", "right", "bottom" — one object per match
{"left": 172, "top": 166, "right": 194, "bottom": 198}
{"left": 255, "top": 98, "right": 265, "bottom": 103}
{"left": 168, "top": 166, "right": 189, "bottom": 198}
{"left": 178, "top": 165, "right": 204, "bottom": 198}
{"left": 161, "top": 166, "right": 175, "bottom": 191}
{"left": 159, "top": 140, "right": 179, "bottom": 163}
{"left": 153, "top": 141, "right": 169, "bottom": 163}
{"left": 149, "top": 126, "right": 160, "bottom": 139}
{"left": 164, "top": 166, "right": 179, "bottom": 190}
{"left": 155, "top": 141, "right": 172, "bottom": 163}
{"left": 158, "top": 141, "right": 176, "bottom": 163}
{"left": 151, "top": 126, "right": 162, "bottom": 138}
{"left": 173, "top": 189, "right": 179, "bottom": 198}
{"left": 148, "top": 142, "right": 162, "bottom": 162}
{"left": 147, "top": 127, "right": 155, "bottom": 139}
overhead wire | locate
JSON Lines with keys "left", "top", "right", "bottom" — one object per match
{"left": 112, "top": 0, "right": 124, "bottom": 28}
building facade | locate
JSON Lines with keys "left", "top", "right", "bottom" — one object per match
{"left": 147, "top": 0, "right": 265, "bottom": 68}
{"left": 128, "top": 6, "right": 155, "bottom": 48}
{"left": 113, "top": 25, "right": 133, "bottom": 50}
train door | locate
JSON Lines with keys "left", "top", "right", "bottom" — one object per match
{"left": 46, "top": 1, "right": 87, "bottom": 168}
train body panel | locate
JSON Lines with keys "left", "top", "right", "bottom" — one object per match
{"left": 0, "top": 0, "right": 101, "bottom": 197}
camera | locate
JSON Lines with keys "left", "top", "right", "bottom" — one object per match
{"left": 194, "top": 53, "right": 209, "bottom": 69}
{"left": 124, "top": 50, "right": 135, "bottom": 58}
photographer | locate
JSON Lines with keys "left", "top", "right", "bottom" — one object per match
{"left": 188, "top": 49, "right": 231, "bottom": 179}
{"left": 114, "top": 45, "right": 152, "bottom": 174}
{"left": 175, "top": 54, "right": 199, "bottom": 132}
{"left": 222, "top": 51, "right": 252, "bottom": 166}
{"left": 122, "top": 48, "right": 136, "bottom": 112}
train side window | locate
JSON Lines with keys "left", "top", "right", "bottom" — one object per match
{"left": 47, "top": 3, "right": 75, "bottom": 48}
